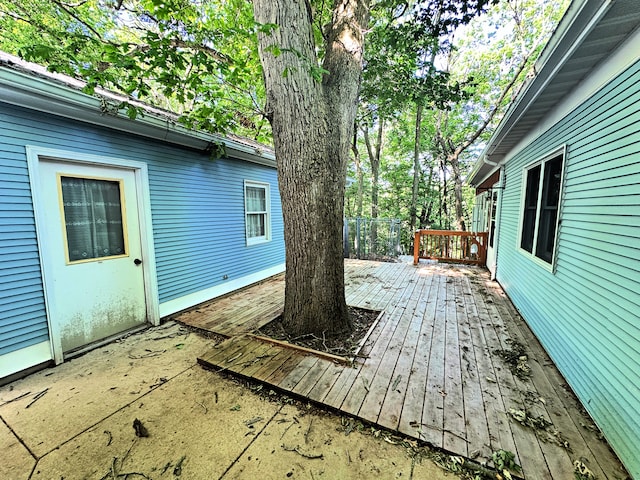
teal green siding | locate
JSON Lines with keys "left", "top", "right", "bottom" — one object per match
{"left": 0, "top": 102, "right": 284, "bottom": 357}
{"left": 496, "top": 60, "right": 640, "bottom": 477}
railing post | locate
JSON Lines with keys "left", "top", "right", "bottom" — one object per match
{"left": 413, "top": 230, "right": 421, "bottom": 265}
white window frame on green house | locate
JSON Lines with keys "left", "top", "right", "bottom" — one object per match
{"left": 244, "top": 180, "right": 271, "bottom": 245}
{"left": 517, "top": 145, "right": 566, "bottom": 272}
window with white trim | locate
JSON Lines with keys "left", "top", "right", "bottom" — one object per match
{"left": 244, "top": 181, "right": 271, "bottom": 245}
{"left": 519, "top": 150, "right": 564, "bottom": 265}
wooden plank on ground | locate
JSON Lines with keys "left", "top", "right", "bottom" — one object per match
{"left": 472, "top": 273, "right": 549, "bottom": 480}
{"left": 346, "top": 261, "right": 396, "bottom": 309}
{"left": 320, "top": 362, "right": 363, "bottom": 409}
{"left": 249, "top": 347, "right": 298, "bottom": 383}
{"left": 357, "top": 267, "right": 423, "bottom": 422}
{"left": 264, "top": 351, "right": 307, "bottom": 386}
{"left": 420, "top": 273, "right": 448, "bottom": 449}
{"left": 487, "top": 282, "right": 615, "bottom": 479}
{"left": 377, "top": 268, "right": 434, "bottom": 431}
{"left": 341, "top": 265, "right": 421, "bottom": 418}
{"left": 307, "top": 361, "right": 349, "bottom": 403}
{"left": 197, "top": 336, "right": 253, "bottom": 368}
{"left": 454, "top": 274, "right": 492, "bottom": 463}
{"left": 292, "top": 359, "right": 333, "bottom": 397}
{"left": 234, "top": 343, "right": 285, "bottom": 378}
{"left": 442, "top": 272, "right": 468, "bottom": 456}
{"left": 397, "top": 268, "right": 437, "bottom": 439}
{"left": 216, "top": 338, "right": 272, "bottom": 374}
{"left": 462, "top": 274, "right": 520, "bottom": 463}
{"left": 278, "top": 355, "right": 321, "bottom": 391}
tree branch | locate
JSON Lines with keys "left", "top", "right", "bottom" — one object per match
{"left": 459, "top": 42, "right": 541, "bottom": 154}
{"left": 50, "top": 0, "right": 107, "bottom": 43}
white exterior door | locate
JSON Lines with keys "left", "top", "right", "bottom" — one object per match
{"left": 486, "top": 186, "right": 500, "bottom": 278}
{"left": 38, "top": 158, "right": 148, "bottom": 355}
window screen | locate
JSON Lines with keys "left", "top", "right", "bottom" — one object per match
{"left": 60, "top": 176, "right": 126, "bottom": 262}
{"left": 244, "top": 182, "right": 270, "bottom": 245}
{"left": 519, "top": 152, "right": 564, "bottom": 265}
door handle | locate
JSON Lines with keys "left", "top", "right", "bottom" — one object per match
{"left": 134, "top": 258, "right": 142, "bottom": 266}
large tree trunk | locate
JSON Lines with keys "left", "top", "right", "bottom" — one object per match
{"left": 253, "top": 0, "right": 368, "bottom": 337}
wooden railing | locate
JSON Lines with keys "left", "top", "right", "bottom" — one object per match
{"left": 413, "top": 229, "right": 488, "bottom": 266}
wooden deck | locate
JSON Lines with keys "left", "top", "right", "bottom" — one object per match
{"left": 177, "top": 259, "right": 627, "bottom": 479}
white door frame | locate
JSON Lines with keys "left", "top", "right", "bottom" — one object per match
{"left": 26, "top": 146, "right": 160, "bottom": 364}
{"left": 486, "top": 168, "right": 504, "bottom": 280}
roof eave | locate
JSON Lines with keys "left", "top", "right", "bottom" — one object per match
{"left": 468, "top": 0, "right": 614, "bottom": 186}
{"left": 0, "top": 66, "right": 276, "bottom": 168}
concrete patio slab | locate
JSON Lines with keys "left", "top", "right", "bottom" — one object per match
{"left": 0, "top": 417, "right": 34, "bottom": 480}
{"left": 224, "top": 403, "right": 441, "bottom": 480}
{"left": 30, "top": 366, "right": 282, "bottom": 479}
{"left": 0, "top": 322, "right": 213, "bottom": 457}
{"left": 0, "top": 321, "right": 452, "bottom": 480}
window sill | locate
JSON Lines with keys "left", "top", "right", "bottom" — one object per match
{"left": 246, "top": 237, "right": 270, "bottom": 246}
{"left": 517, "top": 247, "right": 557, "bottom": 274}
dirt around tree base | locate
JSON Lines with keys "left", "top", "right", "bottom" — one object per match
{"left": 257, "top": 306, "right": 380, "bottom": 358}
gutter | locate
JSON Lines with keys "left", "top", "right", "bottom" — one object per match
{"left": 0, "top": 65, "right": 276, "bottom": 168}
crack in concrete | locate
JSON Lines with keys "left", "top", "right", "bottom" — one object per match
{"left": 217, "top": 404, "right": 284, "bottom": 480}
{"left": 23, "top": 363, "right": 199, "bottom": 480}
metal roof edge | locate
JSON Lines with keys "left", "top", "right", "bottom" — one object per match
{"left": 0, "top": 62, "right": 276, "bottom": 168}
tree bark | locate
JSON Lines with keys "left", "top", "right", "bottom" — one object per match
{"left": 363, "top": 119, "right": 383, "bottom": 222}
{"left": 253, "top": 0, "right": 369, "bottom": 337}
{"left": 448, "top": 150, "right": 467, "bottom": 231}
{"left": 409, "top": 103, "right": 423, "bottom": 232}
{"left": 351, "top": 124, "right": 364, "bottom": 217}
{"left": 363, "top": 119, "right": 383, "bottom": 251}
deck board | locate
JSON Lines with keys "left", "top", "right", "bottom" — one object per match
{"left": 357, "top": 266, "right": 423, "bottom": 424}
{"left": 421, "top": 273, "right": 448, "bottom": 448}
{"left": 191, "top": 259, "right": 628, "bottom": 479}
{"left": 442, "top": 274, "right": 468, "bottom": 456}
{"left": 377, "top": 270, "right": 434, "bottom": 431}
{"left": 455, "top": 276, "right": 492, "bottom": 460}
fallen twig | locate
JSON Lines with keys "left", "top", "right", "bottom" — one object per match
{"left": 174, "top": 455, "right": 186, "bottom": 476}
{"left": 244, "top": 416, "right": 263, "bottom": 427}
{"left": 391, "top": 374, "right": 402, "bottom": 391}
{"left": 0, "top": 391, "right": 31, "bottom": 406}
{"left": 196, "top": 401, "right": 207, "bottom": 414}
{"left": 282, "top": 444, "right": 323, "bottom": 459}
{"left": 304, "top": 418, "right": 313, "bottom": 444}
{"left": 26, "top": 388, "right": 48, "bottom": 408}
{"left": 225, "top": 352, "right": 243, "bottom": 364}
{"left": 110, "top": 456, "right": 117, "bottom": 480}
{"left": 280, "top": 417, "right": 299, "bottom": 439}
{"left": 128, "top": 349, "right": 165, "bottom": 359}
{"left": 121, "top": 438, "right": 137, "bottom": 468}
{"left": 104, "top": 430, "right": 113, "bottom": 446}
{"left": 362, "top": 378, "right": 370, "bottom": 393}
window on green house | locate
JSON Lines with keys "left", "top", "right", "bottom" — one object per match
{"left": 244, "top": 181, "right": 271, "bottom": 245}
{"left": 519, "top": 151, "right": 564, "bottom": 264}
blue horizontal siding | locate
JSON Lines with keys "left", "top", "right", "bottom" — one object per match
{"left": 1, "top": 100, "right": 284, "bottom": 361}
{"left": 0, "top": 119, "right": 48, "bottom": 356}
{"left": 496, "top": 59, "right": 640, "bottom": 477}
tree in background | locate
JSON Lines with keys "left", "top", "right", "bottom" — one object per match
{"left": 432, "top": 0, "right": 570, "bottom": 231}
{"left": 345, "top": 0, "right": 570, "bottom": 242}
